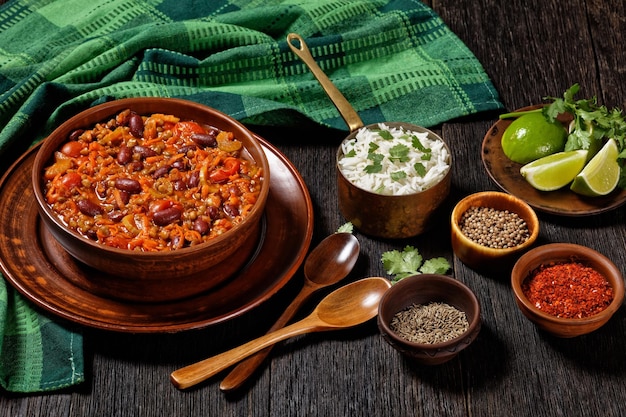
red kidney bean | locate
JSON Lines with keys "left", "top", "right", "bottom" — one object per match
{"left": 77, "top": 199, "right": 103, "bottom": 216}
{"left": 179, "top": 144, "right": 197, "bottom": 154}
{"left": 127, "top": 161, "right": 144, "bottom": 172}
{"left": 152, "top": 205, "right": 183, "bottom": 226}
{"left": 207, "top": 206, "right": 219, "bottom": 220}
{"left": 152, "top": 166, "right": 170, "bottom": 179}
{"left": 108, "top": 210, "right": 125, "bottom": 223}
{"left": 114, "top": 178, "right": 142, "bottom": 194}
{"left": 191, "top": 133, "right": 217, "bottom": 148}
{"left": 170, "top": 234, "right": 182, "bottom": 248}
{"left": 171, "top": 159, "right": 187, "bottom": 171}
{"left": 117, "top": 191, "right": 130, "bottom": 206}
{"left": 133, "top": 145, "right": 157, "bottom": 158}
{"left": 223, "top": 203, "right": 239, "bottom": 218}
{"left": 68, "top": 129, "right": 85, "bottom": 142}
{"left": 117, "top": 145, "right": 132, "bottom": 165}
{"left": 128, "top": 112, "right": 144, "bottom": 138}
{"left": 187, "top": 170, "right": 200, "bottom": 188}
{"left": 193, "top": 218, "right": 210, "bottom": 235}
{"left": 173, "top": 179, "right": 187, "bottom": 191}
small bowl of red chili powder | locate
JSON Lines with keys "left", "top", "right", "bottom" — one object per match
{"left": 511, "top": 243, "right": 624, "bottom": 338}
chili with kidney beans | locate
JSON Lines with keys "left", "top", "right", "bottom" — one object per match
{"left": 522, "top": 262, "right": 613, "bottom": 319}
{"left": 42, "top": 109, "right": 263, "bottom": 251}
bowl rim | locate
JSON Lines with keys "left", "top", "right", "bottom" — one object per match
{"left": 451, "top": 190, "right": 539, "bottom": 255}
{"left": 378, "top": 274, "right": 481, "bottom": 348}
{"left": 31, "top": 97, "right": 270, "bottom": 258}
{"left": 511, "top": 242, "right": 625, "bottom": 324}
{"left": 335, "top": 122, "right": 452, "bottom": 197}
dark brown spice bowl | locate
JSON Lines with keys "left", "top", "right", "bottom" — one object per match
{"left": 336, "top": 123, "right": 452, "bottom": 239}
{"left": 377, "top": 274, "right": 481, "bottom": 365}
{"left": 450, "top": 191, "right": 539, "bottom": 272}
{"left": 511, "top": 243, "right": 625, "bottom": 338}
{"left": 31, "top": 97, "right": 270, "bottom": 303}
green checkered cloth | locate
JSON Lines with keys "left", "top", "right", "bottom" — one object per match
{"left": 0, "top": 0, "right": 502, "bottom": 392}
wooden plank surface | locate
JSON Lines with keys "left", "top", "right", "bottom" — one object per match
{"left": 1, "top": 0, "right": 626, "bottom": 416}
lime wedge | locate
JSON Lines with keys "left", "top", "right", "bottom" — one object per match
{"left": 570, "top": 139, "right": 621, "bottom": 196}
{"left": 520, "top": 150, "right": 588, "bottom": 191}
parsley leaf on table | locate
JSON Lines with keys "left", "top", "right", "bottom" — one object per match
{"left": 381, "top": 245, "right": 450, "bottom": 283}
{"left": 336, "top": 222, "right": 354, "bottom": 234}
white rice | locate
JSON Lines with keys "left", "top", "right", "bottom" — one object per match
{"left": 338, "top": 123, "right": 450, "bottom": 196}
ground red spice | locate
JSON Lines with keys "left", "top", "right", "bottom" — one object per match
{"left": 522, "top": 262, "right": 613, "bottom": 319}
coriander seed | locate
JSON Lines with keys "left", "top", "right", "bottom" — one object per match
{"left": 459, "top": 206, "right": 530, "bottom": 249}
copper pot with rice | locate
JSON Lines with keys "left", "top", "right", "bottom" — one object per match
{"left": 336, "top": 122, "right": 451, "bottom": 238}
{"left": 287, "top": 33, "right": 451, "bottom": 238}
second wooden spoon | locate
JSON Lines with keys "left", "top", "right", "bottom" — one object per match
{"left": 170, "top": 276, "right": 391, "bottom": 390}
{"left": 219, "top": 232, "right": 360, "bottom": 391}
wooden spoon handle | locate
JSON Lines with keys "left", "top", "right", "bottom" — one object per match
{"left": 219, "top": 285, "right": 317, "bottom": 391}
{"left": 171, "top": 316, "right": 322, "bottom": 390}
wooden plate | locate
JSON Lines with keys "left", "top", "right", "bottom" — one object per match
{"left": 482, "top": 105, "right": 626, "bottom": 216}
{"left": 0, "top": 136, "right": 313, "bottom": 333}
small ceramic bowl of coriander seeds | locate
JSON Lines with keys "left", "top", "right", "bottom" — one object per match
{"left": 377, "top": 274, "right": 481, "bottom": 365}
{"left": 450, "top": 191, "right": 539, "bottom": 272}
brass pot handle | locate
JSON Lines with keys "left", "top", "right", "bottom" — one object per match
{"left": 287, "top": 33, "right": 364, "bottom": 132}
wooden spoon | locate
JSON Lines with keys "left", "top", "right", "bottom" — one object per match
{"left": 170, "top": 276, "right": 391, "bottom": 390}
{"left": 219, "top": 232, "right": 360, "bottom": 391}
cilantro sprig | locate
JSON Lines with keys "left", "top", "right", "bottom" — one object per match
{"left": 381, "top": 245, "right": 450, "bottom": 283}
{"left": 545, "top": 84, "right": 626, "bottom": 155}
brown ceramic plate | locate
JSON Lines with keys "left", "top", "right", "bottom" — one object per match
{"left": 482, "top": 104, "right": 626, "bottom": 216}
{"left": 0, "top": 136, "right": 313, "bottom": 333}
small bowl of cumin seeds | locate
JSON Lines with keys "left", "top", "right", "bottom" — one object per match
{"left": 378, "top": 274, "right": 481, "bottom": 365}
{"left": 450, "top": 191, "right": 539, "bottom": 272}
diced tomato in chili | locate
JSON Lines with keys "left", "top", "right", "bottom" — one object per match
{"left": 210, "top": 157, "right": 240, "bottom": 183}
{"left": 61, "top": 141, "right": 84, "bottom": 158}
{"left": 173, "top": 121, "right": 206, "bottom": 139}
{"left": 60, "top": 172, "right": 82, "bottom": 190}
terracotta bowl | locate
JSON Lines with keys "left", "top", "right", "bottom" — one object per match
{"left": 451, "top": 191, "right": 539, "bottom": 272}
{"left": 511, "top": 243, "right": 625, "bottom": 338}
{"left": 377, "top": 274, "right": 481, "bottom": 365}
{"left": 31, "top": 98, "right": 270, "bottom": 302}
{"left": 336, "top": 123, "right": 451, "bottom": 239}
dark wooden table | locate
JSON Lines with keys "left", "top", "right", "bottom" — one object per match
{"left": 2, "top": 0, "right": 626, "bottom": 416}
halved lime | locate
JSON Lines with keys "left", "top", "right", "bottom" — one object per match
{"left": 520, "top": 150, "right": 588, "bottom": 191}
{"left": 501, "top": 112, "right": 567, "bottom": 164}
{"left": 570, "top": 139, "right": 620, "bottom": 197}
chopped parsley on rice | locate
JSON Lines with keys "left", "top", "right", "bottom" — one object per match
{"left": 338, "top": 124, "right": 450, "bottom": 196}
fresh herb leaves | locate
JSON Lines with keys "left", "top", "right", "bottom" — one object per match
{"left": 364, "top": 152, "right": 384, "bottom": 173}
{"left": 389, "top": 144, "right": 410, "bottom": 162}
{"left": 382, "top": 245, "right": 450, "bottom": 283}
{"left": 391, "top": 171, "right": 407, "bottom": 181}
{"left": 413, "top": 162, "right": 426, "bottom": 176}
{"left": 336, "top": 222, "right": 354, "bottom": 234}
{"left": 545, "top": 83, "right": 626, "bottom": 185}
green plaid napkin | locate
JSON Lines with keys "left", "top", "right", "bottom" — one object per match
{"left": 0, "top": 281, "right": 84, "bottom": 392}
{"left": 0, "top": 0, "right": 502, "bottom": 392}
